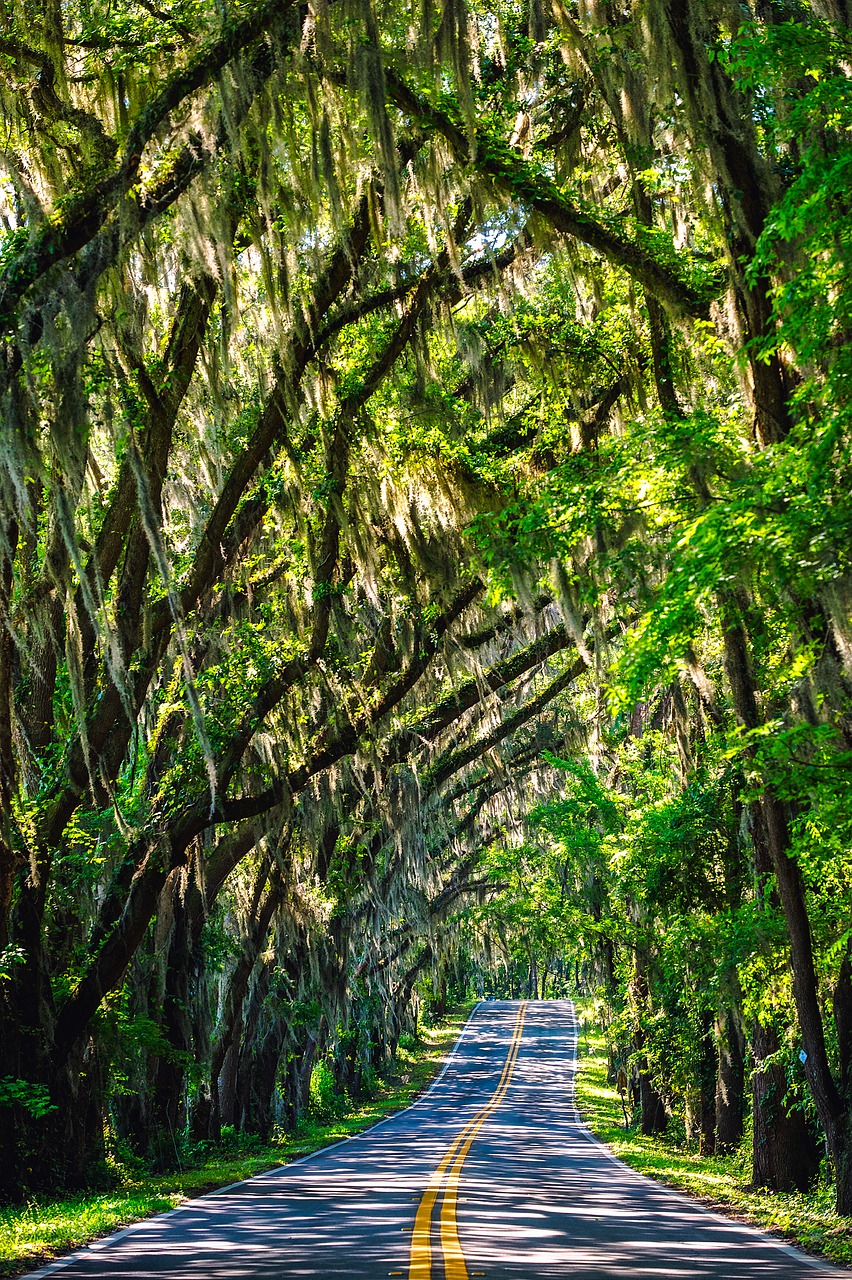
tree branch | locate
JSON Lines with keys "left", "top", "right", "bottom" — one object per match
{"left": 381, "top": 70, "right": 719, "bottom": 319}
{"left": 0, "top": 0, "right": 292, "bottom": 332}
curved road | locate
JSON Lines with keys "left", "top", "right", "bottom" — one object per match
{"left": 31, "top": 1000, "right": 847, "bottom": 1280}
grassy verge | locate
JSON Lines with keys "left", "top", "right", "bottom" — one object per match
{"left": 574, "top": 1021, "right": 852, "bottom": 1269}
{"left": 0, "top": 1004, "right": 474, "bottom": 1278}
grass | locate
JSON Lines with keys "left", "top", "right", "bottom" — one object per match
{"left": 573, "top": 1020, "right": 852, "bottom": 1269}
{"left": 0, "top": 1004, "right": 474, "bottom": 1278}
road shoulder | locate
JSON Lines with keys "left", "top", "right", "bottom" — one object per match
{"left": 573, "top": 1019, "right": 852, "bottom": 1272}
{"left": 1, "top": 1004, "right": 475, "bottom": 1280}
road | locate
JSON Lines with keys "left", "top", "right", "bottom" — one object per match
{"left": 30, "top": 999, "right": 847, "bottom": 1280}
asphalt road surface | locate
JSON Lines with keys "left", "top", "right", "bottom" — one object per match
{"left": 30, "top": 999, "right": 848, "bottom": 1280}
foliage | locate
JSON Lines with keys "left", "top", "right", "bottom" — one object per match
{"left": 0, "top": 0, "right": 851, "bottom": 1229}
{"left": 0, "top": 1006, "right": 472, "bottom": 1276}
{"left": 575, "top": 1023, "right": 852, "bottom": 1269}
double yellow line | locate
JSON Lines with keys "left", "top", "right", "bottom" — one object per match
{"left": 408, "top": 1002, "right": 528, "bottom": 1280}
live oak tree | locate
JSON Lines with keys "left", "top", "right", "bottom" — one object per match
{"left": 1, "top": 0, "right": 851, "bottom": 1215}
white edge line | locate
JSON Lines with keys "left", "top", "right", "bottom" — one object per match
{"left": 566, "top": 999, "right": 852, "bottom": 1278}
{"left": 20, "top": 1001, "right": 485, "bottom": 1280}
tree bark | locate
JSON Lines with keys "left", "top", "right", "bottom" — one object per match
{"left": 752, "top": 1023, "right": 820, "bottom": 1191}
{"left": 630, "top": 951, "right": 667, "bottom": 1135}
{"left": 715, "top": 1009, "right": 745, "bottom": 1154}
{"left": 721, "top": 600, "right": 852, "bottom": 1210}
{"left": 694, "top": 1012, "right": 718, "bottom": 1156}
{"left": 638, "top": 1064, "right": 668, "bottom": 1136}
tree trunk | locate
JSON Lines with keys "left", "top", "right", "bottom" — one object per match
{"left": 832, "top": 949, "right": 852, "bottom": 1214}
{"left": 639, "top": 1067, "right": 668, "bottom": 1136}
{"left": 752, "top": 1023, "right": 820, "bottom": 1191}
{"left": 218, "top": 1041, "right": 241, "bottom": 1131}
{"left": 148, "top": 886, "right": 194, "bottom": 1165}
{"left": 630, "top": 950, "right": 667, "bottom": 1135}
{"left": 0, "top": 866, "right": 109, "bottom": 1198}
{"left": 716, "top": 1009, "right": 745, "bottom": 1153}
{"left": 721, "top": 601, "right": 852, "bottom": 1211}
{"left": 0, "top": 1026, "right": 107, "bottom": 1199}
{"left": 234, "top": 963, "right": 290, "bottom": 1142}
{"left": 238, "top": 1033, "right": 284, "bottom": 1142}
{"left": 296, "top": 1031, "right": 321, "bottom": 1123}
{"left": 0, "top": 523, "right": 18, "bottom": 951}
{"left": 661, "top": 0, "right": 791, "bottom": 445}
{"left": 695, "top": 1013, "right": 717, "bottom": 1156}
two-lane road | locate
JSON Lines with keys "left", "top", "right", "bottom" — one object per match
{"left": 30, "top": 1000, "right": 847, "bottom": 1279}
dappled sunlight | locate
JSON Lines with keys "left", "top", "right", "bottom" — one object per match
{"left": 29, "top": 1002, "right": 844, "bottom": 1280}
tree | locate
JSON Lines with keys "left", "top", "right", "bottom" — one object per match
{"left": 1, "top": 0, "right": 851, "bottom": 1215}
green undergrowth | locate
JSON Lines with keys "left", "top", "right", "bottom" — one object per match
{"left": 574, "top": 1021, "right": 852, "bottom": 1269}
{"left": 0, "top": 1004, "right": 474, "bottom": 1278}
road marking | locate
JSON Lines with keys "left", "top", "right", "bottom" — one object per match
{"left": 440, "top": 1003, "right": 527, "bottom": 1279}
{"left": 408, "top": 1003, "right": 527, "bottom": 1280}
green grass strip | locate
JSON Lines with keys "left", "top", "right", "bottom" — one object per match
{"left": 0, "top": 1005, "right": 474, "bottom": 1278}
{"left": 574, "top": 1022, "right": 852, "bottom": 1269}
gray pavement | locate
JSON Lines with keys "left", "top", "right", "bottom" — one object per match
{"left": 28, "top": 999, "right": 847, "bottom": 1279}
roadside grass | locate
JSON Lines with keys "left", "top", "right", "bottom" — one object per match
{"left": 574, "top": 1021, "right": 852, "bottom": 1269}
{"left": 0, "top": 1004, "right": 474, "bottom": 1278}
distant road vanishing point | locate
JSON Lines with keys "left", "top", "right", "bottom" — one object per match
{"left": 27, "top": 1000, "right": 848, "bottom": 1280}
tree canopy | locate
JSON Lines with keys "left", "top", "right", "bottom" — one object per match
{"left": 1, "top": 0, "right": 851, "bottom": 1217}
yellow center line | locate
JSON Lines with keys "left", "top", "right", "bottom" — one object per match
{"left": 440, "top": 1004, "right": 527, "bottom": 1280}
{"left": 408, "top": 1003, "right": 527, "bottom": 1280}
